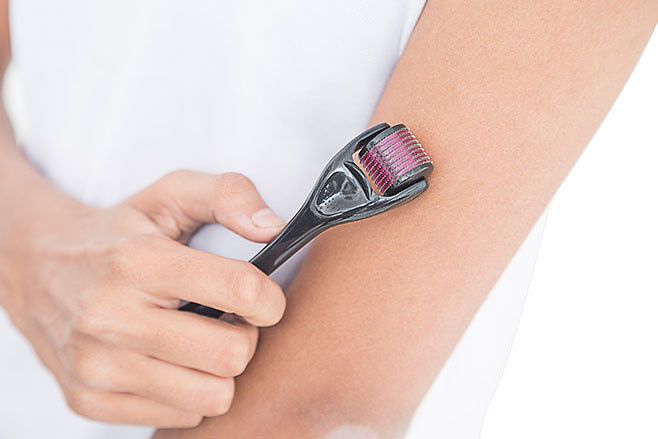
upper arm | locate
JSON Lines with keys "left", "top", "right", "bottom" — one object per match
{"left": 157, "top": 1, "right": 656, "bottom": 438}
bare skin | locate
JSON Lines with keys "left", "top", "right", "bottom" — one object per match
{"left": 0, "top": 0, "right": 289, "bottom": 428}
{"left": 148, "top": 0, "right": 655, "bottom": 438}
{"left": 0, "top": 0, "right": 655, "bottom": 437}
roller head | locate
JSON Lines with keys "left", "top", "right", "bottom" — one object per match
{"left": 357, "top": 124, "right": 434, "bottom": 196}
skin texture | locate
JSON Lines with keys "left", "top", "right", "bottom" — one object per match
{"left": 325, "top": 425, "right": 381, "bottom": 439}
{"left": 150, "top": 0, "right": 656, "bottom": 438}
{"left": 0, "top": 1, "right": 290, "bottom": 427}
{"left": 0, "top": 0, "right": 655, "bottom": 437}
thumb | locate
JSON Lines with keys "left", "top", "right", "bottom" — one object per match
{"left": 127, "top": 170, "right": 287, "bottom": 242}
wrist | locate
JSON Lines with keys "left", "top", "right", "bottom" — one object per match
{"left": 0, "top": 151, "right": 91, "bottom": 237}
{"left": 0, "top": 149, "right": 94, "bottom": 313}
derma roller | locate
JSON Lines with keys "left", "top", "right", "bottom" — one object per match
{"left": 180, "top": 123, "right": 434, "bottom": 318}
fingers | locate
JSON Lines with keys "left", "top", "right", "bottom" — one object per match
{"left": 100, "top": 308, "right": 260, "bottom": 378}
{"left": 61, "top": 337, "right": 237, "bottom": 417}
{"left": 127, "top": 170, "right": 287, "bottom": 242}
{"left": 118, "top": 356, "right": 236, "bottom": 417}
{"left": 64, "top": 384, "right": 203, "bottom": 428}
{"left": 70, "top": 285, "right": 261, "bottom": 377}
{"left": 27, "top": 324, "right": 202, "bottom": 428}
{"left": 57, "top": 318, "right": 255, "bottom": 422}
{"left": 159, "top": 246, "right": 286, "bottom": 326}
{"left": 111, "top": 236, "right": 286, "bottom": 326}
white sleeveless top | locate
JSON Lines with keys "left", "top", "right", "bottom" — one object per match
{"left": 1, "top": 1, "right": 549, "bottom": 437}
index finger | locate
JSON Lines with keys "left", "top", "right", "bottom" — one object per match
{"left": 132, "top": 238, "right": 286, "bottom": 326}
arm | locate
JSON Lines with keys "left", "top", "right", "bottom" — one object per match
{"left": 0, "top": 2, "right": 289, "bottom": 427}
{"left": 0, "top": 2, "right": 88, "bottom": 252}
{"left": 156, "top": 1, "right": 657, "bottom": 437}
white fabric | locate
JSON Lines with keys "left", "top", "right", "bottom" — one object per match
{"left": 0, "top": 1, "right": 547, "bottom": 437}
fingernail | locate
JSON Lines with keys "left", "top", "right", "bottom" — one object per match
{"left": 251, "top": 208, "right": 286, "bottom": 228}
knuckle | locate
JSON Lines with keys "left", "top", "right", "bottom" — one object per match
{"left": 221, "top": 330, "right": 253, "bottom": 376}
{"left": 65, "top": 387, "right": 97, "bottom": 419}
{"left": 71, "top": 302, "right": 104, "bottom": 335}
{"left": 73, "top": 356, "right": 96, "bottom": 385}
{"left": 71, "top": 298, "right": 128, "bottom": 345}
{"left": 229, "top": 264, "right": 266, "bottom": 314}
{"left": 189, "top": 378, "right": 235, "bottom": 417}
{"left": 67, "top": 345, "right": 90, "bottom": 377}
{"left": 159, "top": 169, "right": 194, "bottom": 187}
{"left": 214, "top": 172, "right": 255, "bottom": 200}
{"left": 67, "top": 348, "right": 110, "bottom": 388}
{"left": 65, "top": 390, "right": 86, "bottom": 416}
{"left": 104, "top": 243, "right": 132, "bottom": 279}
{"left": 105, "top": 236, "right": 145, "bottom": 279}
{"left": 206, "top": 378, "right": 235, "bottom": 416}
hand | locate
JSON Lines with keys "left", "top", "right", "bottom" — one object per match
{"left": 0, "top": 171, "right": 287, "bottom": 428}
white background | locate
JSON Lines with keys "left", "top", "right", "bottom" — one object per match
{"left": 482, "top": 31, "right": 658, "bottom": 438}
{"left": 3, "top": 26, "right": 656, "bottom": 439}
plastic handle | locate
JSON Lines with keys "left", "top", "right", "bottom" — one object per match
{"left": 250, "top": 208, "right": 325, "bottom": 275}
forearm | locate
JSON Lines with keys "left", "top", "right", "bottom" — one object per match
{"left": 0, "top": 0, "right": 82, "bottom": 242}
{"left": 1, "top": 90, "right": 89, "bottom": 237}
{"left": 0, "top": 98, "right": 88, "bottom": 317}
{"left": 0, "top": 117, "right": 81, "bottom": 315}
{"left": 164, "top": 1, "right": 657, "bottom": 437}
{"left": 0, "top": 130, "right": 67, "bottom": 218}
{"left": 0, "top": 0, "right": 39, "bottom": 232}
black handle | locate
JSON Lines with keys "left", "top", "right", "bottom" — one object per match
{"left": 250, "top": 207, "right": 325, "bottom": 274}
